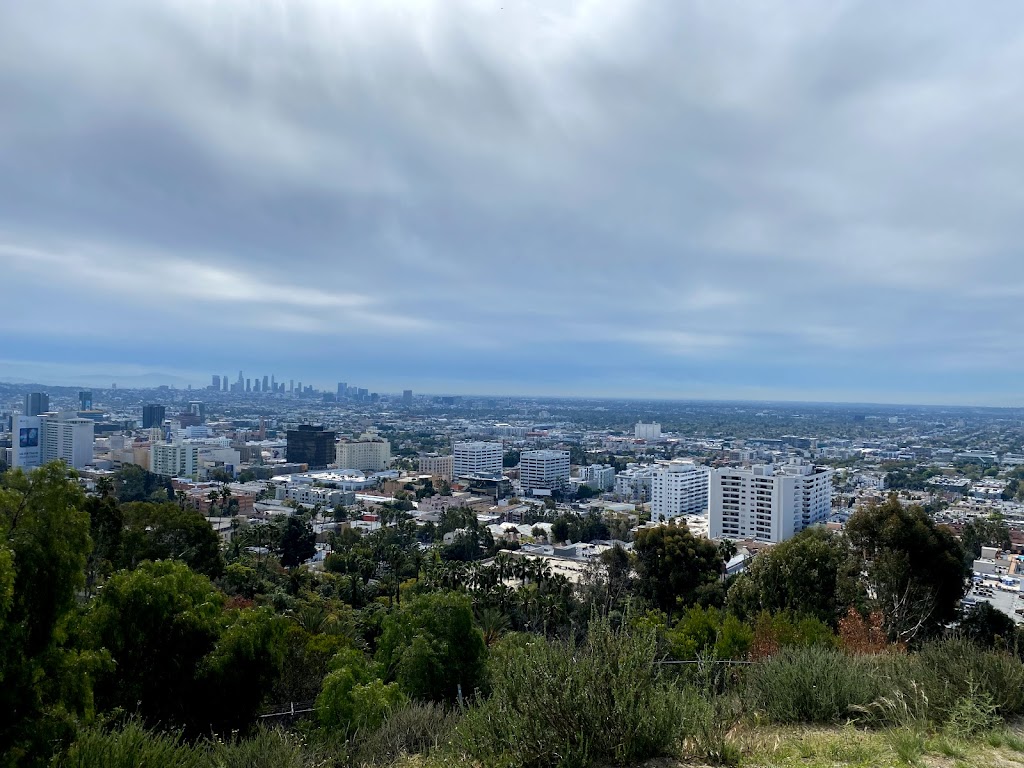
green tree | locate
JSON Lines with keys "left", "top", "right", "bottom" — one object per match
{"left": 119, "top": 501, "right": 224, "bottom": 578}
{"left": 726, "top": 528, "right": 862, "bottom": 626}
{"left": 83, "top": 560, "right": 224, "bottom": 731}
{"left": 502, "top": 450, "right": 521, "bottom": 468}
{"left": 960, "top": 515, "right": 1012, "bottom": 565}
{"left": 199, "top": 607, "right": 289, "bottom": 732}
{"left": 0, "top": 463, "right": 96, "bottom": 766}
{"left": 317, "top": 647, "right": 405, "bottom": 733}
{"left": 633, "top": 521, "right": 721, "bottom": 619}
{"left": 376, "top": 592, "right": 486, "bottom": 702}
{"left": 959, "top": 601, "right": 1018, "bottom": 650}
{"left": 551, "top": 517, "right": 570, "bottom": 544}
{"left": 279, "top": 516, "right": 316, "bottom": 568}
{"left": 847, "top": 495, "right": 968, "bottom": 643}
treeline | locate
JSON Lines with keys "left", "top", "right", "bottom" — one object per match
{"left": 1, "top": 463, "right": 1022, "bottom": 767}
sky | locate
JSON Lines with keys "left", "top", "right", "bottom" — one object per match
{"left": 3, "top": 1, "right": 1024, "bottom": 404}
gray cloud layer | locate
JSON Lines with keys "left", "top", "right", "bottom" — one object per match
{"left": 3, "top": 1, "right": 1024, "bottom": 401}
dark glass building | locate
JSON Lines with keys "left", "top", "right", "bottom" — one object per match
{"left": 286, "top": 425, "right": 336, "bottom": 469}
{"left": 142, "top": 404, "right": 166, "bottom": 429}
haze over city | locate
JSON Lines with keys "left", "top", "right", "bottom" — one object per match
{"left": 4, "top": 1, "right": 1024, "bottom": 404}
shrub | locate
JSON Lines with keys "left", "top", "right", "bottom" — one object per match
{"left": 353, "top": 701, "right": 457, "bottom": 765}
{"left": 911, "top": 638, "right": 1024, "bottom": 720}
{"left": 453, "top": 619, "right": 684, "bottom": 768}
{"left": 55, "top": 721, "right": 203, "bottom": 768}
{"left": 747, "top": 646, "right": 877, "bottom": 723}
{"left": 203, "top": 726, "right": 310, "bottom": 768}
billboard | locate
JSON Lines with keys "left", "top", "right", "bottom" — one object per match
{"left": 19, "top": 427, "right": 39, "bottom": 448}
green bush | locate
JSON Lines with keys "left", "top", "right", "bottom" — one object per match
{"left": 353, "top": 701, "right": 457, "bottom": 765}
{"left": 203, "top": 726, "right": 311, "bottom": 768}
{"left": 910, "top": 638, "right": 1024, "bottom": 720}
{"left": 55, "top": 721, "right": 203, "bottom": 768}
{"left": 747, "top": 646, "right": 877, "bottom": 723}
{"left": 453, "top": 619, "right": 684, "bottom": 768}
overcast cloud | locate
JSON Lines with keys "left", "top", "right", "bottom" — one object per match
{"left": 3, "top": 0, "right": 1024, "bottom": 403}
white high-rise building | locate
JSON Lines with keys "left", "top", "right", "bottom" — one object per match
{"left": 12, "top": 413, "right": 94, "bottom": 470}
{"left": 520, "top": 449, "right": 570, "bottom": 495}
{"left": 453, "top": 441, "right": 503, "bottom": 478}
{"left": 614, "top": 463, "right": 658, "bottom": 502}
{"left": 336, "top": 431, "right": 391, "bottom": 472}
{"left": 635, "top": 422, "right": 662, "bottom": 440}
{"left": 651, "top": 461, "right": 711, "bottom": 522}
{"left": 709, "top": 459, "right": 833, "bottom": 544}
{"left": 151, "top": 440, "right": 200, "bottom": 479}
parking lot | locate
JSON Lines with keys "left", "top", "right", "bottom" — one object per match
{"left": 963, "top": 576, "right": 1024, "bottom": 624}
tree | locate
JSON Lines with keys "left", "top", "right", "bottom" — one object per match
{"left": 279, "top": 516, "right": 316, "bottom": 568}
{"left": 726, "top": 528, "right": 862, "bottom": 627}
{"left": 960, "top": 515, "right": 1012, "bottom": 565}
{"left": 83, "top": 560, "right": 224, "bottom": 732}
{"left": 317, "top": 648, "right": 405, "bottom": 734}
{"left": 83, "top": 493, "right": 124, "bottom": 596}
{"left": 376, "top": 592, "right": 487, "bottom": 702}
{"left": 119, "top": 501, "right": 224, "bottom": 578}
{"left": 502, "top": 450, "right": 521, "bottom": 468}
{"left": 846, "top": 495, "right": 969, "bottom": 643}
{"left": 0, "top": 464, "right": 95, "bottom": 764}
{"left": 633, "top": 521, "right": 721, "bottom": 619}
{"left": 551, "top": 517, "right": 570, "bottom": 544}
{"left": 959, "top": 601, "right": 1018, "bottom": 650}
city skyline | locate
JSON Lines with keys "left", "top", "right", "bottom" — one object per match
{"left": 4, "top": 2, "right": 1024, "bottom": 405}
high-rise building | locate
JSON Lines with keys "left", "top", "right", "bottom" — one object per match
{"left": 245, "top": 378, "right": 251, "bottom": 392}
{"left": 12, "top": 413, "right": 94, "bottom": 470}
{"left": 150, "top": 440, "right": 200, "bottom": 479}
{"left": 289, "top": 380, "right": 294, "bottom": 393}
{"left": 263, "top": 375, "right": 269, "bottom": 392}
{"left": 24, "top": 392, "right": 49, "bottom": 416}
{"left": 336, "top": 431, "right": 391, "bottom": 472}
{"left": 709, "top": 459, "right": 833, "bottom": 544}
{"left": 403, "top": 389, "right": 413, "bottom": 405}
{"left": 211, "top": 374, "right": 221, "bottom": 391}
{"left": 78, "top": 390, "right": 93, "bottom": 410}
{"left": 419, "top": 454, "right": 454, "bottom": 481}
{"left": 453, "top": 441, "right": 504, "bottom": 479}
{"left": 520, "top": 450, "right": 571, "bottom": 495}
{"left": 188, "top": 401, "right": 205, "bottom": 422}
{"left": 286, "top": 425, "right": 337, "bottom": 469}
{"left": 614, "top": 464, "right": 658, "bottom": 502}
{"left": 635, "top": 422, "right": 662, "bottom": 440}
{"left": 142, "top": 404, "right": 166, "bottom": 429}
{"left": 337, "top": 382, "right": 347, "bottom": 397}
{"left": 650, "top": 461, "right": 710, "bottom": 522}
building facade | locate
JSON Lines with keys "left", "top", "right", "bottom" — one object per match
{"left": 614, "top": 463, "right": 658, "bottom": 502}
{"left": 336, "top": 431, "right": 391, "bottom": 472}
{"left": 650, "top": 460, "right": 711, "bottom": 522}
{"left": 709, "top": 459, "right": 833, "bottom": 543}
{"left": 578, "top": 463, "right": 616, "bottom": 491}
{"left": 286, "top": 425, "right": 337, "bottom": 469}
{"left": 419, "top": 453, "right": 454, "bottom": 480}
{"left": 24, "top": 392, "right": 49, "bottom": 417}
{"left": 142, "top": 404, "right": 166, "bottom": 429}
{"left": 635, "top": 422, "right": 662, "bottom": 440}
{"left": 519, "top": 449, "right": 571, "bottom": 495}
{"left": 12, "top": 412, "right": 95, "bottom": 470}
{"left": 453, "top": 441, "right": 503, "bottom": 478}
{"left": 151, "top": 441, "right": 200, "bottom": 479}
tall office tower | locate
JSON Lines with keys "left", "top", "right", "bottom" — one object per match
{"left": 285, "top": 425, "right": 337, "bottom": 469}
{"left": 453, "top": 441, "right": 504, "bottom": 479}
{"left": 78, "top": 390, "right": 93, "bottom": 410}
{"left": 12, "top": 413, "right": 94, "bottom": 470}
{"left": 635, "top": 422, "right": 662, "bottom": 440}
{"left": 650, "top": 460, "right": 711, "bottom": 522}
{"left": 24, "top": 392, "right": 49, "bottom": 416}
{"left": 296, "top": 381, "right": 302, "bottom": 395}
{"left": 246, "top": 378, "right": 251, "bottom": 392}
{"left": 271, "top": 374, "right": 276, "bottom": 390}
{"left": 289, "top": 380, "right": 294, "bottom": 393}
{"left": 237, "top": 370, "right": 244, "bottom": 386}
{"left": 254, "top": 379, "right": 261, "bottom": 392}
{"left": 709, "top": 459, "right": 834, "bottom": 544}
{"left": 337, "top": 382, "right": 346, "bottom": 397}
{"left": 403, "top": 389, "right": 413, "bottom": 405}
{"left": 211, "top": 375, "right": 221, "bottom": 391}
{"left": 263, "top": 375, "right": 269, "bottom": 392}
{"left": 142, "top": 404, "right": 166, "bottom": 429}
{"left": 519, "top": 450, "right": 571, "bottom": 496}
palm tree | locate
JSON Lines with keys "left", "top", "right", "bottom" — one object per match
{"left": 476, "top": 607, "right": 511, "bottom": 647}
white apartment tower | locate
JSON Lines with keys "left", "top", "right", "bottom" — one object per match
{"left": 336, "top": 431, "right": 391, "bottom": 472}
{"left": 709, "top": 459, "right": 833, "bottom": 544}
{"left": 635, "top": 422, "right": 662, "bottom": 440}
{"left": 579, "top": 463, "right": 616, "bottom": 491}
{"left": 453, "top": 441, "right": 504, "bottom": 478}
{"left": 519, "top": 449, "right": 571, "bottom": 495}
{"left": 650, "top": 460, "right": 711, "bottom": 522}
{"left": 12, "top": 413, "right": 94, "bottom": 470}
{"left": 150, "top": 440, "right": 200, "bottom": 479}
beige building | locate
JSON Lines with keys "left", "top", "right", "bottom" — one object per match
{"left": 419, "top": 453, "right": 454, "bottom": 480}
{"left": 336, "top": 430, "right": 391, "bottom": 472}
